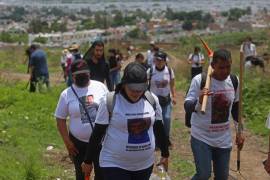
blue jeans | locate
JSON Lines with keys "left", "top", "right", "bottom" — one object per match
{"left": 161, "top": 103, "right": 172, "bottom": 138}
{"left": 101, "top": 165, "right": 153, "bottom": 180}
{"left": 191, "top": 136, "right": 231, "bottom": 180}
{"left": 109, "top": 71, "right": 120, "bottom": 90}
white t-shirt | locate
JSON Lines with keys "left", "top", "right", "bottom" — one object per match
{"left": 188, "top": 53, "right": 204, "bottom": 68}
{"left": 265, "top": 113, "right": 270, "bottom": 129}
{"left": 96, "top": 92, "right": 163, "bottom": 171}
{"left": 54, "top": 80, "right": 108, "bottom": 142}
{"left": 147, "top": 66, "right": 175, "bottom": 97}
{"left": 185, "top": 74, "right": 239, "bottom": 148}
{"left": 240, "top": 42, "right": 257, "bottom": 58}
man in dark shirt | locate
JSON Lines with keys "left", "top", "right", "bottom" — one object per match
{"left": 29, "top": 44, "right": 49, "bottom": 92}
{"left": 84, "top": 41, "right": 113, "bottom": 91}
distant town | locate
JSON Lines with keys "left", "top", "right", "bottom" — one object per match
{"left": 1, "top": 1, "right": 270, "bottom": 47}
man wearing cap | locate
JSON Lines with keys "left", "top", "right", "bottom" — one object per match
{"left": 84, "top": 41, "right": 113, "bottom": 91}
{"left": 55, "top": 59, "right": 108, "bottom": 180}
{"left": 148, "top": 51, "right": 176, "bottom": 147}
{"left": 28, "top": 44, "right": 49, "bottom": 92}
{"left": 82, "top": 62, "right": 169, "bottom": 180}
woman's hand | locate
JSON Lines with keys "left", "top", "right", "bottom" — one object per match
{"left": 65, "top": 139, "right": 79, "bottom": 157}
{"left": 81, "top": 162, "right": 93, "bottom": 177}
{"left": 157, "top": 157, "right": 169, "bottom": 171}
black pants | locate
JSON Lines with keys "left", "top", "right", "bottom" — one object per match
{"left": 101, "top": 165, "right": 153, "bottom": 180}
{"left": 69, "top": 134, "right": 103, "bottom": 180}
{"left": 191, "top": 67, "right": 203, "bottom": 79}
{"left": 29, "top": 74, "right": 49, "bottom": 92}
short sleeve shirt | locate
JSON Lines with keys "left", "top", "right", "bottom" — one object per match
{"left": 148, "top": 66, "right": 175, "bottom": 97}
{"left": 96, "top": 92, "right": 163, "bottom": 171}
{"left": 185, "top": 74, "right": 239, "bottom": 148}
{"left": 54, "top": 80, "right": 108, "bottom": 142}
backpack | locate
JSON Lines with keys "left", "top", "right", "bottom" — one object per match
{"left": 184, "top": 73, "right": 238, "bottom": 128}
{"left": 106, "top": 90, "right": 156, "bottom": 121}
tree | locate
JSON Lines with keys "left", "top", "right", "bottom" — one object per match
{"left": 126, "top": 28, "right": 147, "bottom": 39}
{"left": 182, "top": 20, "right": 193, "bottom": 31}
{"left": 112, "top": 10, "right": 124, "bottom": 27}
{"left": 33, "top": 36, "right": 47, "bottom": 44}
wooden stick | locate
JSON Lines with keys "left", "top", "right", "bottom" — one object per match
{"left": 196, "top": 36, "right": 214, "bottom": 114}
{"left": 201, "top": 66, "right": 213, "bottom": 114}
{"left": 237, "top": 45, "right": 244, "bottom": 171}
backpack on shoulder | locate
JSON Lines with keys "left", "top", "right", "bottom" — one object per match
{"left": 184, "top": 73, "right": 238, "bottom": 128}
{"left": 106, "top": 90, "right": 156, "bottom": 121}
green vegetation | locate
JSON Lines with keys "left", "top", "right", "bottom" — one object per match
{"left": 33, "top": 36, "right": 48, "bottom": 44}
{"left": 165, "top": 8, "right": 214, "bottom": 31}
{"left": 0, "top": 80, "right": 68, "bottom": 179}
{"left": 243, "top": 75, "right": 270, "bottom": 136}
{"left": 0, "top": 32, "right": 28, "bottom": 44}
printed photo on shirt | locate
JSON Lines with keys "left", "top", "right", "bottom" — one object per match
{"left": 211, "top": 93, "right": 231, "bottom": 124}
{"left": 127, "top": 118, "right": 151, "bottom": 144}
{"left": 155, "top": 80, "right": 168, "bottom": 88}
{"left": 79, "top": 95, "right": 99, "bottom": 124}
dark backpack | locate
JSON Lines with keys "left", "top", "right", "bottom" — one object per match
{"left": 106, "top": 90, "right": 156, "bottom": 121}
{"left": 184, "top": 73, "right": 238, "bottom": 128}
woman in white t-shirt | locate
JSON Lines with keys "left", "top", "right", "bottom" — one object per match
{"left": 188, "top": 46, "right": 205, "bottom": 79}
{"left": 81, "top": 62, "right": 169, "bottom": 180}
{"left": 148, "top": 51, "right": 176, "bottom": 147}
{"left": 55, "top": 60, "right": 108, "bottom": 180}
{"left": 263, "top": 113, "right": 270, "bottom": 175}
{"left": 185, "top": 49, "right": 245, "bottom": 180}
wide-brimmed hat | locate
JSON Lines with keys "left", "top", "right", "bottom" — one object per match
{"left": 69, "top": 44, "right": 80, "bottom": 51}
{"left": 121, "top": 62, "right": 148, "bottom": 91}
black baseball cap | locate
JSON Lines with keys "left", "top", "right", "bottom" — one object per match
{"left": 154, "top": 51, "right": 167, "bottom": 61}
{"left": 71, "top": 59, "right": 90, "bottom": 75}
{"left": 121, "top": 62, "right": 148, "bottom": 91}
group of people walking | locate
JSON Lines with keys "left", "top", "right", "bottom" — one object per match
{"left": 51, "top": 37, "right": 270, "bottom": 180}
{"left": 54, "top": 41, "right": 177, "bottom": 180}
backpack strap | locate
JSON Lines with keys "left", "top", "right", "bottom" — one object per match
{"left": 200, "top": 73, "right": 238, "bottom": 92}
{"left": 71, "top": 86, "right": 94, "bottom": 130}
{"left": 148, "top": 67, "right": 153, "bottom": 89}
{"left": 106, "top": 91, "right": 116, "bottom": 122}
{"left": 144, "top": 90, "right": 156, "bottom": 111}
{"left": 200, "top": 72, "right": 207, "bottom": 90}
{"left": 168, "top": 66, "right": 172, "bottom": 80}
{"left": 106, "top": 91, "right": 156, "bottom": 122}
{"left": 229, "top": 74, "right": 238, "bottom": 92}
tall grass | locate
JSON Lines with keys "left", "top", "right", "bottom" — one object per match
{"left": 0, "top": 80, "right": 71, "bottom": 179}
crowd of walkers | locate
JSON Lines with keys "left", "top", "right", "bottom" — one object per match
{"left": 24, "top": 36, "right": 269, "bottom": 179}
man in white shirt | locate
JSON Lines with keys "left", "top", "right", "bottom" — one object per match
{"left": 185, "top": 49, "right": 245, "bottom": 180}
{"left": 188, "top": 46, "right": 205, "bottom": 79}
